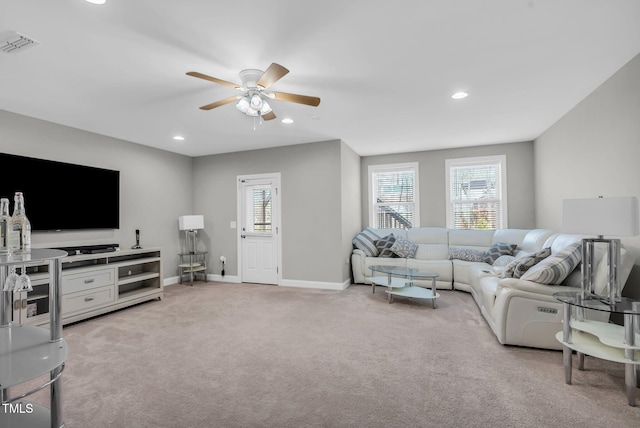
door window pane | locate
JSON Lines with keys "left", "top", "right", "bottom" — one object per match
{"left": 247, "top": 187, "right": 272, "bottom": 233}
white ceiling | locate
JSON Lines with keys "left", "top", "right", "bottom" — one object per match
{"left": 1, "top": 0, "right": 639, "bottom": 157}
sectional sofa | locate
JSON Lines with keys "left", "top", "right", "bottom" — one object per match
{"left": 351, "top": 227, "right": 636, "bottom": 350}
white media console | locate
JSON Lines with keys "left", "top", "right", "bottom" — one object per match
{"left": 15, "top": 247, "right": 163, "bottom": 326}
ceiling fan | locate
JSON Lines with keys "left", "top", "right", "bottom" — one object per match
{"left": 186, "top": 63, "right": 320, "bottom": 121}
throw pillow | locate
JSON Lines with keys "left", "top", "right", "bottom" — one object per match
{"left": 374, "top": 234, "right": 397, "bottom": 258}
{"left": 390, "top": 236, "right": 418, "bottom": 258}
{"left": 501, "top": 257, "right": 520, "bottom": 278}
{"left": 352, "top": 227, "right": 381, "bottom": 257}
{"left": 501, "top": 248, "right": 551, "bottom": 279}
{"left": 483, "top": 242, "right": 518, "bottom": 264}
{"left": 520, "top": 242, "right": 582, "bottom": 285}
{"left": 493, "top": 255, "right": 516, "bottom": 268}
{"left": 449, "top": 247, "right": 486, "bottom": 263}
{"left": 512, "top": 247, "right": 551, "bottom": 278}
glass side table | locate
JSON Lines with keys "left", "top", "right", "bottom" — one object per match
{"left": 178, "top": 251, "right": 208, "bottom": 286}
{"left": 553, "top": 291, "right": 640, "bottom": 406}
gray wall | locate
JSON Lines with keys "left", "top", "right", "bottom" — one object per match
{"left": 193, "top": 139, "right": 360, "bottom": 286}
{"left": 341, "top": 142, "right": 362, "bottom": 280}
{"left": 360, "top": 141, "right": 536, "bottom": 230}
{"left": 0, "top": 109, "right": 193, "bottom": 280}
{"left": 534, "top": 52, "right": 640, "bottom": 299}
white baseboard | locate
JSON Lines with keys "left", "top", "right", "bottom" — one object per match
{"left": 164, "top": 276, "right": 180, "bottom": 286}
{"left": 279, "top": 278, "right": 351, "bottom": 291}
{"left": 167, "top": 275, "right": 349, "bottom": 291}
{"left": 208, "top": 274, "right": 241, "bottom": 283}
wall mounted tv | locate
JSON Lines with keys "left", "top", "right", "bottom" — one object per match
{"left": 0, "top": 153, "right": 120, "bottom": 231}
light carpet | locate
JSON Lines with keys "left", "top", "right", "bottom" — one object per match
{"left": 21, "top": 282, "right": 640, "bottom": 427}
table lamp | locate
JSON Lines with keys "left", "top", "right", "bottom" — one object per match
{"left": 178, "top": 215, "right": 204, "bottom": 254}
{"left": 562, "top": 196, "right": 639, "bottom": 303}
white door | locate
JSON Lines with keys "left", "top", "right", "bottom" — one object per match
{"left": 239, "top": 175, "right": 280, "bottom": 284}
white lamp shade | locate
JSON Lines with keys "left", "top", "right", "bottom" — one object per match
{"left": 178, "top": 215, "right": 204, "bottom": 231}
{"left": 562, "top": 196, "right": 639, "bottom": 236}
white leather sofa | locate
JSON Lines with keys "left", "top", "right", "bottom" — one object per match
{"left": 351, "top": 227, "right": 636, "bottom": 350}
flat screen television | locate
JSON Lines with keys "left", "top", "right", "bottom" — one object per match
{"left": 0, "top": 153, "right": 120, "bottom": 231}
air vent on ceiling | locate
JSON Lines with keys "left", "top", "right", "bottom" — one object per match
{"left": 0, "top": 32, "right": 40, "bottom": 54}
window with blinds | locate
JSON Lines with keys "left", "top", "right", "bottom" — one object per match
{"left": 445, "top": 155, "right": 507, "bottom": 230}
{"left": 369, "top": 163, "right": 419, "bottom": 230}
{"left": 250, "top": 187, "right": 272, "bottom": 233}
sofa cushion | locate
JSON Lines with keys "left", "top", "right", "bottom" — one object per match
{"left": 414, "top": 243, "right": 450, "bottom": 260}
{"left": 374, "top": 234, "right": 397, "bottom": 258}
{"left": 391, "top": 236, "right": 418, "bottom": 258}
{"left": 520, "top": 242, "right": 581, "bottom": 284}
{"left": 352, "top": 227, "right": 382, "bottom": 257}
{"left": 449, "top": 229, "right": 494, "bottom": 247}
{"left": 544, "top": 234, "right": 582, "bottom": 254}
{"left": 407, "top": 227, "right": 449, "bottom": 244}
{"left": 519, "top": 229, "right": 556, "bottom": 253}
{"left": 483, "top": 242, "right": 518, "bottom": 264}
{"left": 449, "top": 247, "right": 486, "bottom": 262}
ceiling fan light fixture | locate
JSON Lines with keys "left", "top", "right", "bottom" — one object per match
{"left": 236, "top": 96, "right": 250, "bottom": 114}
{"left": 236, "top": 95, "right": 272, "bottom": 117}
{"left": 260, "top": 101, "right": 272, "bottom": 115}
{"left": 250, "top": 93, "right": 263, "bottom": 110}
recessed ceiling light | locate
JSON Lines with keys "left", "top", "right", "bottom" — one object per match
{"left": 86, "top": 0, "right": 107, "bottom": 4}
{"left": 173, "top": 135, "right": 185, "bottom": 141}
{"left": 451, "top": 92, "right": 469, "bottom": 99}
{"left": 281, "top": 118, "right": 294, "bottom": 124}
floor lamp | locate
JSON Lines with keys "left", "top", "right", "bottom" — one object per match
{"left": 178, "top": 215, "right": 204, "bottom": 253}
{"left": 562, "top": 196, "right": 639, "bottom": 303}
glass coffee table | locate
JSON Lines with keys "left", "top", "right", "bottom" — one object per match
{"left": 369, "top": 265, "right": 440, "bottom": 308}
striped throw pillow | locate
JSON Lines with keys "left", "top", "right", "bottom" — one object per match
{"left": 352, "top": 228, "right": 382, "bottom": 257}
{"left": 520, "top": 242, "right": 581, "bottom": 285}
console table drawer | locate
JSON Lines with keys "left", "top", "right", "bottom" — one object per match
{"left": 63, "top": 286, "right": 114, "bottom": 315}
{"left": 63, "top": 268, "right": 115, "bottom": 294}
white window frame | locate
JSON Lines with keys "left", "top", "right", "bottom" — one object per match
{"left": 445, "top": 155, "right": 507, "bottom": 230}
{"left": 368, "top": 162, "right": 420, "bottom": 229}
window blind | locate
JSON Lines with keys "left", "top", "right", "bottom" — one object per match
{"left": 448, "top": 161, "right": 503, "bottom": 230}
{"left": 372, "top": 167, "right": 416, "bottom": 229}
{"left": 251, "top": 188, "right": 272, "bottom": 232}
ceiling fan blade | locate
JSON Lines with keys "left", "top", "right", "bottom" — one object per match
{"left": 262, "top": 111, "right": 277, "bottom": 121}
{"left": 199, "top": 96, "right": 239, "bottom": 110}
{"left": 186, "top": 71, "right": 240, "bottom": 89}
{"left": 256, "top": 63, "right": 289, "bottom": 90}
{"left": 272, "top": 92, "right": 321, "bottom": 107}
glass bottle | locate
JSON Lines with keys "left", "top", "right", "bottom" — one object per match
{"left": 8, "top": 192, "right": 31, "bottom": 254}
{"left": 0, "top": 198, "right": 9, "bottom": 253}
